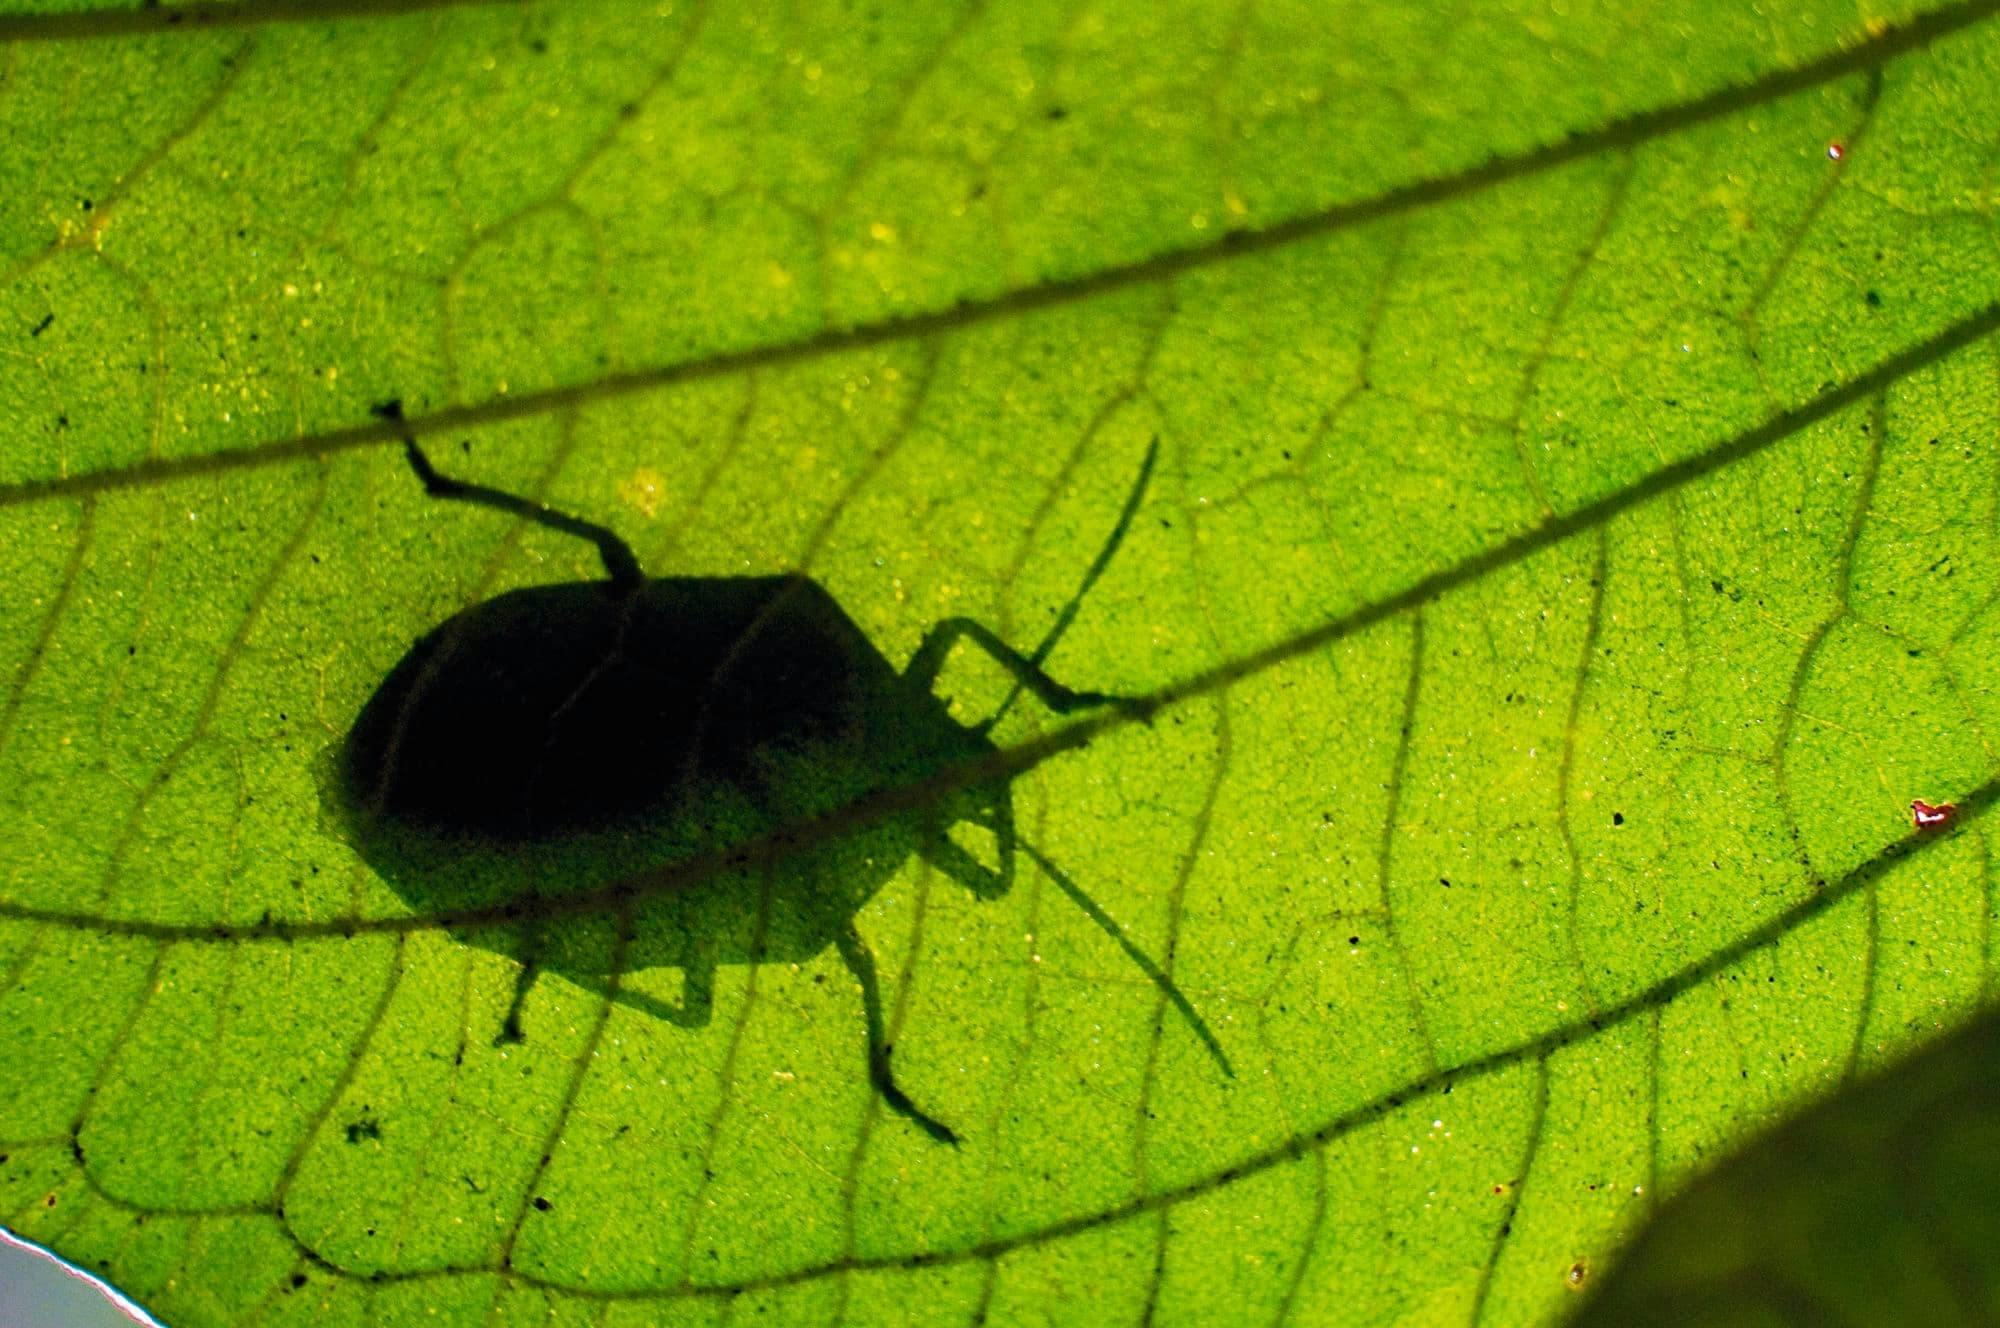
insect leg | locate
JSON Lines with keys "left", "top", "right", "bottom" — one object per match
{"left": 496, "top": 914, "right": 550, "bottom": 1046}
{"left": 904, "top": 617, "right": 1147, "bottom": 725}
{"left": 606, "top": 952, "right": 716, "bottom": 1028}
{"left": 833, "top": 922, "right": 960, "bottom": 1146}
{"left": 371, "top": 399, "right": 644, "bottom": 591}
{"left": 497, "top": 955, "right": 538, "bottom": 1046}
{"left": 922, "top": 799, "right": 1014, "bottom": 900}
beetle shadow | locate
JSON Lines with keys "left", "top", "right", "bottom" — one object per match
{"left": 319, "top": 410, "right": 1228, "bottom": 1144}
{"left": 321, "top": 571, "right": 1026, "bottom": 1141}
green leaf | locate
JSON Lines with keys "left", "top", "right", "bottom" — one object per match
{"left": 2, "top": 3, "right": 1997, "bottom": 1325}
{"left": 1573, "top": 998, "right": 2000, "bottom": 1326}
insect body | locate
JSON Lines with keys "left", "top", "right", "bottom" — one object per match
{"left": 349, "top": 569, "right": 993, "bottom": 844}
{"left": 334, "top": 402, "right": 1229, "bottom": 1143}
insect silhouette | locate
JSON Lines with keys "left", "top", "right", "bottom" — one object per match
{"left": 331, "top": 401, "right": 1233, "bottom": 1145}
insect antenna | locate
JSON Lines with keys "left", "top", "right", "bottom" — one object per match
{"left": 980, "top": 436, "right": 1159, "bottom": 732}
{"left": 373, "top": 399, "right": 644, "bottom": 592}
{"left": 1015, "top": 835, "right": 1234, "bottom": 1078}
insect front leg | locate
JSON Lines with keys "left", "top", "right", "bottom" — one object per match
{"left": 833, "top": 922, "right": 959, "bottom": 1145}
{"left": 371, "top": 398, "right": 644, "bottom": 591}
{"left": 903, "top": 618, "right": 1148, "bottom": 727}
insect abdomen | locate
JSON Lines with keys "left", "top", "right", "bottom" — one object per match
{"left": 341, "top": 575, "right": 894, "bottom": 841}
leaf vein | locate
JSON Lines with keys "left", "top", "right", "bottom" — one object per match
{"left": 5, "top": 0, "right": 1994, "bottom": 511}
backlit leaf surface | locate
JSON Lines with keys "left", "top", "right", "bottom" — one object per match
{"left": 2, "top": 3, "right": 1998, "bottom": 1325}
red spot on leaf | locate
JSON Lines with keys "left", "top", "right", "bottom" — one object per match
{"left": 1827, "top": 141, "right": 1846, "bottom": 161}
{"left": 1912, "top": 798, "right": 1956, "bottom": 830}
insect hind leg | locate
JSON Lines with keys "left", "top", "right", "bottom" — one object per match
{"left": 833, "top": 923, "right": 959, "bottom": 1145}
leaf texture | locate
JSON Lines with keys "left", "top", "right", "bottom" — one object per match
{"left": 1, "top": 3, "right": 1998, "bottom": 1325}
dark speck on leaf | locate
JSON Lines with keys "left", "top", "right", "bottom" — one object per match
{"left": 344, "top": 1118, "right": 381, "bottom": 1144}
{"left": 530, "top": 36, "right": 548, "bottom": 52}
{"left": 1045, "top": 105, "right": 1068, "bottom": 120}
{"left": 1348, "top": 936, "right": 1359, "bottom": 946}
{"left": 290, "top": 1274, "right": 308, "bottom": 1290}
{"left": 30, "top": 313, "right": 52, "bottom": 337}
{"left": 532, "top": 1195, "right": 553, "bottom": 1211}
{"left": 1612, "top": 812, "right": 1624, "bottom": 826}
{"left": 1865, "top": 290, "right": 1882, "bottom": 307}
